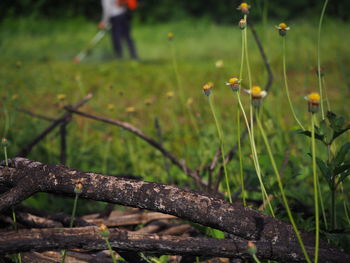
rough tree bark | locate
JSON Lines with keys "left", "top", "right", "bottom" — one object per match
{"left": 0, "top": 158, "right": 349, "bottom": 262}
{"left": 0, "top": 226, "right": 348, "bottom": 263}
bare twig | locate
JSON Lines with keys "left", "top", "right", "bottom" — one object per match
{"left": 17, "top": 94, "right": 93, "bottom": 157}
{"left": 65, "top": 107, "right": 207, "bottom": 188}
{"left": 16, "top": 108, "right": 56, "bottom": 122}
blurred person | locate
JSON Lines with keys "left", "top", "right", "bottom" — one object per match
{"left": 99, "top": 0, "right": 138, "bottom": 59}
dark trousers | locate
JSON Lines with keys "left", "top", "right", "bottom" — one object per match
{"left": 110, "top": 13, "right": 138, "bottom": 59}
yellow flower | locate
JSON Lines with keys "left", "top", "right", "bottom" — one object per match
{"left": 226, "top": 77, "right": 240, "bottom": 92}
{"left": 57, "top": 94, "right": 66, "bottom": 101}
{"left": 251, "top": 86, "right": 262, "bottom": 96}
{"left": 307, "top": 92, "right": 321, "bottom": 103}
{"left": 11, "top": 94, "right": 18, "bottom": 100}
{"left": 166, "top": 91, "right": 174, "bottom": 99}
{"left": 245, "top": 85, "right": 267, "bottom": 108}
{"left": 305, "top": 92, "right": 321, "bottom": 114}
{"left": 202, "top": 82, "right": 214, "bottom": 96}
{"left": 237, "top": 2, "right": 250, "bottom": 14}
{"left": 107, "top": 104, "right": 115, "bottom": 111}
{"left": 276, "top": 23, "right": 290, "bottom": 36}
{"left": 167, "top": 32, "right": 174, "bottom": 40}
{"left": 126, "top": 106, "right": 136, "bottom": 113}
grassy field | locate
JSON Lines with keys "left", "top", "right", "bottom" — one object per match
{"left": 1, "top": 15, "right": 350, "bottom": 254}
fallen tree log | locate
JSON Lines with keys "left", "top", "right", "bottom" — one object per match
{"left": 0, "top": 226, "right": 348, "bottom": 263}
{"left": 0, "top": 158, "right": 349, "bottom": 262}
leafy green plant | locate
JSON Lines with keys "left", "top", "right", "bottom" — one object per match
{"left": 299, "top": 111, "right": 350, "bottom": 230}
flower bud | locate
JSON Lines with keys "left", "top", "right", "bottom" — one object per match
{"left": 305, "top": 92, "right": 320, "bottom": 114}
{"left": 202, "top": 82, "right": 214, "bottom": 96}
{"left": 237, "top": 3, "right": 250, "bottom": 15}
{"left": 247, "top": 241, "right": 257, "bottom": 255}
{"left": 99, "top": 224, "right": 110, "bottom": 237}
{"left": 239, "top": 19, "right": 246, "bottom": 30}
{"left": 226, "top": 77, "right": 240, "bottom": 92}
{"left": 276, "top": 23, "right": 290, "bottom": 37}
{"left": 74, "top": 183, "right": 83, "bottom": 194}
{"left": 245, "top": 86, "right": 267, "bottom": 108}
{"left": 1, "top": 138, "right": 9, "bottom": 148}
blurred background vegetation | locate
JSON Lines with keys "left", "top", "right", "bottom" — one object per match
{"left": 2, "top": 0, "right": 350, "bottom": 23}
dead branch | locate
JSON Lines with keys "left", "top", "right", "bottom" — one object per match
{"left": 0, "top": 226, "right": 348, "bottom": 262}
{"left": 0, "top": 157, "right": 339, "bottom": 254}
{"left": 17, "top": 93, "right": 93, "bottom": 157}
{"left": 16, "top": 108, "right": 56, "bottom": 122}
{"left": 64, "top": 107, "right": 207, "bottom": 188}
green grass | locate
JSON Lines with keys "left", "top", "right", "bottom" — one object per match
{"left": 0, "top": 16, "right": 349, "bottom": 253}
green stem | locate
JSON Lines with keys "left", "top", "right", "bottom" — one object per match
{"left": 61, "top": 193, "right": 80, "bottom": 263}
{"left": 236, "top": 94, "right": 274, "bottom": 216}
{"left": 252, "top": 254, "right": 262, "bottom": 263}
{"left": 282, "top": 37, "right": 305, "bottom": 130}
{"left": 243, "top": 14, "right": 254, "bottom": 143}
{"left": 170, "top": 41, "right": 185, "bottom": 105}
{"left": 4, "top": 145, "right": 21, "bottom": 263}
{"left": 317, "top": 0, "right": 329, "bottom": 119}
{"left": 208, "top": 95, "right": 232, "bottom": 203}
{"left": 2, "top": 105, "right": 10, "bottom": 138}
{"left": 69, "top": 193, "right": 79, "bottom": 228}
{"left": 330, "top": 145, "right": 336, "bottom": 230}
{"left": 256, "top": 114, "right": 311, "bottom": 263}
{"left": 104, "top": 237, "right": 117, "bottom": 263}
{"left": 311, "top": 114, "right": 320, "bottom": 263}
{"left": 238, "top": 26, "right": 246, "bottom": 206}
{"left": 239, "top": 28, "right": 245, "bottom": 80}
{"left": 243, "top": 15, "right": 252, "bottom": 92}
{"left": 331, "top": 183, "right": 335, "bottom": 230}
{"left": 322, "top": 76, "right": 331, "bottom": 111}
{"left": 317, "top": 177, "right": 328, "bottom": 230}
{"left": 12, "top": 206, "right": 22, "bottom": 263}
{"left": 237, "top": 106, "right": 246, "bottom": 206}
{"left": 242, "top": 15, "right": 272, "bottom": 213}
{"left": 4, "top": 146, "right": 8, "bottom": 167}
{"left": 343, "top": 194, "right": 350, "bottom": 226}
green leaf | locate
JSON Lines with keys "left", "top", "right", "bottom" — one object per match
{"left": 334, "top": 163, "right": 350, "bottom": 176}
{"left": 333, "top": 142, "right": 350, "bottom": 167}
{"left": 331, "top": 116, "right": 346, "bottom": 132}
{"left": 319, "top": 120, "right": 327, "bottom": 135}
{"left": 332, "top": 124, "right": 350, "bottom": 141}
{"left": 319, "top": 120, "right": 334, "bottom": 144}
{"left": 339, "top": 170, "right": 350, "bottom": 184}
{"left": 296, "top": 129, "right": 324, "bottom": 142}
{"left": 326, "top": 111, "right": 337, "bottom": 122}
{"left": 315, "top": 157, "right": 332, "bottom": 186}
